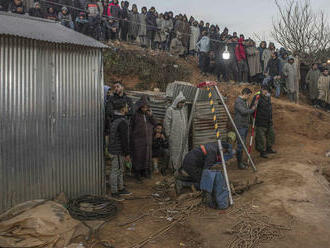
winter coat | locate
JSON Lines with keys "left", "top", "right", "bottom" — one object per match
{"left": 128, "top": 11, "right": 140, "bottom": 38}
{"left": 234, "top": 96, "right": 255, "bottom": 128}
{"left": 170, "top": 38, "right": 185, "bottom": 56}
{"left": 164, "top": 92, "right": 188, "bottom": 170}
{"left": 235, "top": 37, "right": 246, "bottom": 62}
{"left": 181, "top": 21, "right": 190, "bottom": 48}
{"left": 317, "top": 75, "right": 330, "bottom": 103}
{"left": 174, "top": 19, "right": 185, "bottom": 35}
{"left": 58, "top": 11, "right": 72, "bottom": 22}
{"left": 146, "top": 11, "right": 157, "bottom": 31}
{"left": 130, "top": 97, "right": 156, "bottom": 171}
{"left": 8, "top": 1, "right": 25, "bottom": 14}
{"left": 107, "top": 2, "right": 121, "bottom": 18}
{"left": 160, "top": 19, "right": 173, "bottom": 42}
{"left": 246, "top": 46, "right": 262, "bottom": 77}
{"left": 182, "top": 142, "right": 219, "bottom": 182}
{"left": 283, "top": 63, "right": 297, "bottom": 93}
{"left": 0, "top": 0, "right": 9, "bottom": 11}
{"left": 29, "top": 7, "right": 44, "bottom": 18}
{"left": 109, "top": 114, "right": 130, "bottom": 156}
{"left": 189, "top": 25, "right": 200, "bottom": 51}
{"left": 305, "top": 69, "right": 321, "bottom": 100}
{"left": 105, "top": 93, "right": 134, "bottom": 121}
{"left": 45, "top": 8, "right": 57, "bottom": 20}
{"left": 251, "top": 92, "right": 273, "bottom": 128}
{"left": 209, "top": 31, "right": 220, "bottom": 53}
{"left": 138, "top": 13, "right": 147, "bottom": 36}
{"left": 152, "top": 134, "right": 169, "bottom": 158}
{"left": 266, "top": 58, "right": 281, "bottom": 77}
{"left": 154, "top": 17, "right": 163, "bottom": 42}
{"left": 262, "top": 49, "right": 273, "bottom": 73}
{"left": 196, "top": 36, "right": 210, "bottom": 53}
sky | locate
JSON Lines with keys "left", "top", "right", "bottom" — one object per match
{"left": 131, "top": 0, "right": 330, "bottom": 47}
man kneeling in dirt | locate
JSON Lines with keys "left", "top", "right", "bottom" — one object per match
{"left": 178, "top": 142, "right": 233, "bottom": 209}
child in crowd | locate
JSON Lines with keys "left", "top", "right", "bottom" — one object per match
{"left": 152, "top": 123, "right": 169, "bottom": 175}
{"left": 108, "top": 100, "right": 131, "bottom": 198}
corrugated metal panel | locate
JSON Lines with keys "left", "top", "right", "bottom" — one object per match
{"left": 166, "top": 81, "right": 221, "bottom": 102}
{"left": 192, "top": 101, "right": 228, "bottom": 148}
{"left": 0, "top": 13, "right": 108, "bottom": 49}
{"left": 0, "top": 36, "right": 104, "bottom": 213}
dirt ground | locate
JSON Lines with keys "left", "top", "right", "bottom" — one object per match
{"left": 99, "top": 45, "right": 330, "bottom": 248}
{"left": 95, "top": 84, "right": 330, "bottom": 248}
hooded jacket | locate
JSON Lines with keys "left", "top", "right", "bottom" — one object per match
{"left": 58, "top": 8, "right": 72, "bottom": 22}
{"left": 164, "top": 92, "right": 188, "bottom": 170}
{"left": 130, "top": 96, "right": 156, "bottom": 171}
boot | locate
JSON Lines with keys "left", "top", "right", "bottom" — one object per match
{"left": 236, "top": 153, "right": 246, "bottom": 170}
{"left": 260, "top": 151, "right": 268, "bottom": 158}
{"left": 266, "top": 147, "right": 277, "bottom": 154}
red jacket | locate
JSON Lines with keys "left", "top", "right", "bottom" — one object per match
{"left": 106, "top": 2, "right": 120, "bottom": 17}
{"left": 235, "top": 37, "right": 246, "bottom": 62}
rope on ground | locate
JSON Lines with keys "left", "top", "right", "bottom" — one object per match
{"left": 67, "top": 195, "right": 118, "bottom": 221}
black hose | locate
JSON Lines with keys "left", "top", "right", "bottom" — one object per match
{"left": 67, "top": 195, "right": 118, "bottom": 221}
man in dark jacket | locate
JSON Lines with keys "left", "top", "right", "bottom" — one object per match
{"left": 251, "top": 85, "right": 276, "bottom": 158}
{"left": 264, "top": 52, "right": 282, "bottom": 97}
{"left": 0, "top": 0, "right": 10, "bottom": 11}
{"left": 108, "top": 100, "right": 131, "bottom": 198}
{"left": 146, "top": 6, "right": 157, "bottom": 49}
{"left": 105, "top": 81, "right": 134, "bottom": 126}
{"left": 8, "top": 0, "right": 25, "bottom": 14}
{"left": 28, "top": 2, "right": 43, "bottom": 18}
{"left": 181, "top": 142, "right": 232, "bottom": 184}
{"left": 234, "top": 88, "right": 256, "bottom": 169}
{"left": 120, "top": 1, "right": 129, "bottom": 41}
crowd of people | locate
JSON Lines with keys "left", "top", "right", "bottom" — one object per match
{"left": 3, "top": 0, "right": 329, "bottom": 108}
{"left": 103, "top": 81, "right": 279, "bottom": 209}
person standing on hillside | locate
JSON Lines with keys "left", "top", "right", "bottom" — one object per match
{"left": 234, "top": 88, "right": 256, "bottom": 169}
{"left": 251, "top": 85, "right": 276, "bottom": 159}
{"left": 317, "top": 68, "right": 330, "bottom": 110}
{"left": 282, "top": 57, "right": 298, "bottom": 103}
{"left": 146, "top": 6, "right": 157, "bottom": 49}
{"left": 196, "top": 31, "right": 210, "bottom": 76}
{"left": 305, "top": 63, "right": 321, "bottom": 106}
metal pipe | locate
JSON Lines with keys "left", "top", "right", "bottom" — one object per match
{"left": 216, "top": 139, "right": 234, "bottom": 205}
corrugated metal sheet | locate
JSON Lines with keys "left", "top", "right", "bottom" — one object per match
{"left": 166, "top": 81, "right": 221, "bottom": 102}
{"left": 192, "top": 101, "right": 228, "bottom": 148}
{"left": 0, "top": 36, "right": 105, "bottom": 213}
{"left": 0, "top": 13, "right": 108, "bottom": 49}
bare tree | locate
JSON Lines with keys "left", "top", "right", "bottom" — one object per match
{"left": 272, "top": 0, "right": 330, "bottom": 63}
